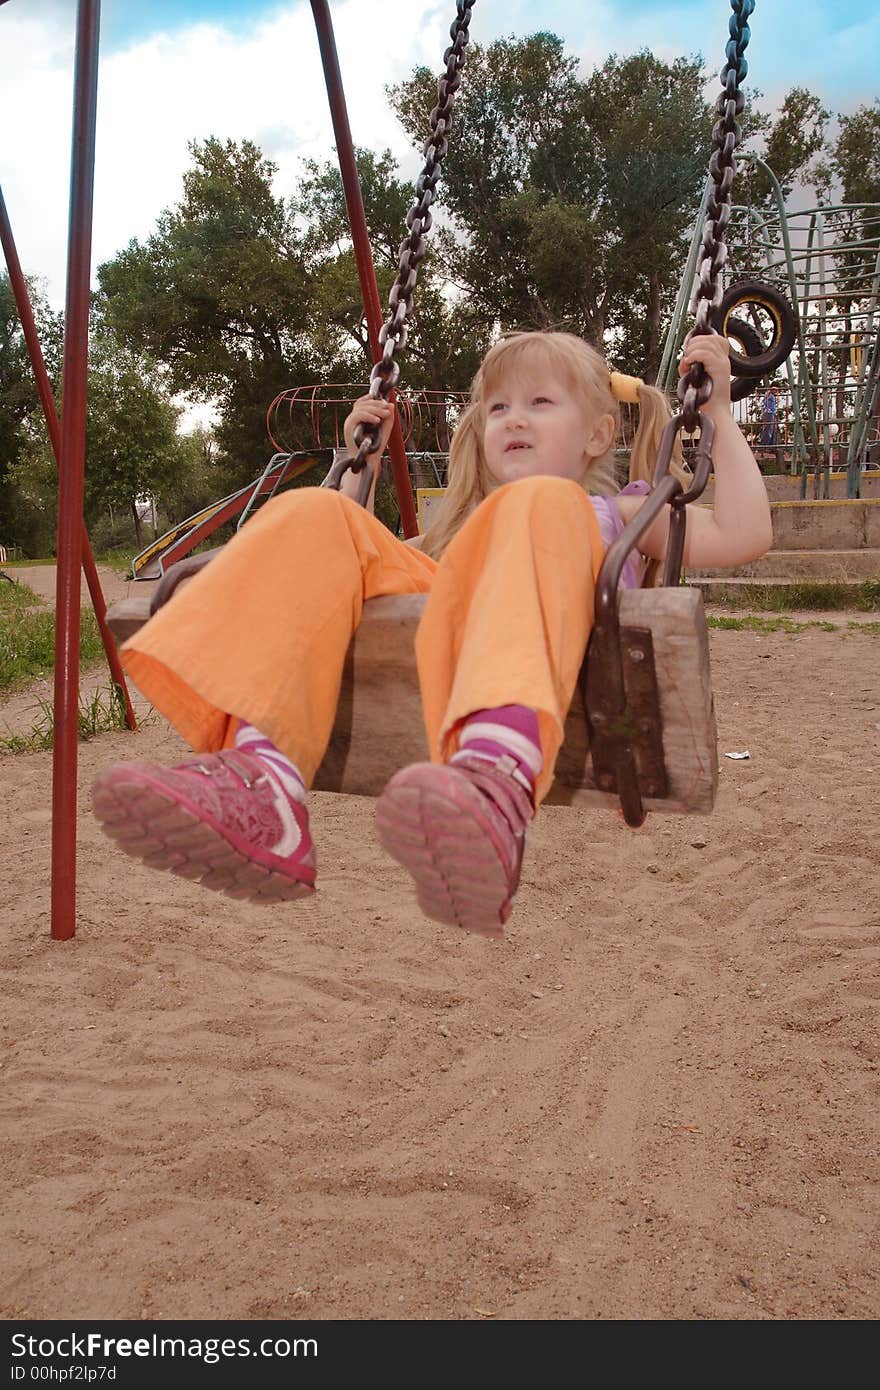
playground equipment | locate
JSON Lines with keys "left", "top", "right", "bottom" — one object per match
{"left": 130, "top": 385, "right": 472, "bottom": 580}
{"left": 267, "top": 383, "right": 469, "bottom": 457}
{"left": 130, "top": 452, "right": 325, "bottom": 579}
{"left": 660, "top": 161, "right": 880, "bottom": 499}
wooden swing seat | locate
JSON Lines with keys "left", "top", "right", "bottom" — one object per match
{"left": 106, "top": 585, "right": 717, "bottom": 815}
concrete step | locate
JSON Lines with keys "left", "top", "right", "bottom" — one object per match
{"left": 689, "top": 549, "right": 880, "bottom": 581}
{"left": 690, "top": 498, "right": 879, "bottom": 549}
{"left": 687, "top": 575, "right": 876, "bottom": 603}
{"left": 769, "top": 499, "right": 880, "bottom": 551}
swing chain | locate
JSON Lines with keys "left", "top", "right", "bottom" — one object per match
{"left": 338, "top": 0, "right": 477, "bottom": 485}
{"left": 678, "top": 0, "right": 755, "bottom": 434}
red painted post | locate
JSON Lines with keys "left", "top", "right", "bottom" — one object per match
{"left": 309, "top": 0, "right": 419, "bottom": 539}
{"left": 51, "top": 0, "right": 101, "bottom": 941}
{"left": 0, "top": 185, "right": 136, "bottom": 732}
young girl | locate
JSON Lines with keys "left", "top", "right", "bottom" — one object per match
{"left": 93, "top": 331, "right": 771, "bottom": 938}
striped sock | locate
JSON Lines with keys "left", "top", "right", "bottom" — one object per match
{"left": 234, "top": 723, "right": 307, "bottom": 805}
{"left": 451, "top": 704, "right": 542, "bottom": 794}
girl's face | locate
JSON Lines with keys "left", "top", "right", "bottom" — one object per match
{"left": 481, "top": 365, "right": 613, "bottom": 487}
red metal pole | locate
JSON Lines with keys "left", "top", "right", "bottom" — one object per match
{"left": 51, "top": 0, "right": 101, "bottom": 941}
{"left": 0, "top": 185, "right": 136, "bottom": 732}
{"left": 309, "top": 0, "right": 419, "bottom": 539}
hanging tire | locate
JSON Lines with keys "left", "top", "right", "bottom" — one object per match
{"left": 724, "top": 315, "right": 764, "bottom": 361}
{"left": 718, "top": 316, "right": 769, "bottom": 402}
{"left": 730, "top": 373, "right": 760, "bottom": 402}
{"left": 712, "top": 279, "right": 798, "bottom": 378}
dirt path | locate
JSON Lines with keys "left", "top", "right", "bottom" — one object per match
{"left": 3, "top": 562, "right": 147, "bottom": 609}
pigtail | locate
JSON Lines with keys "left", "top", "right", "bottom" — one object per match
{"left": 630, "top": 385, "right": 692, "bottom": 588}
{"left": 419, "top": 401, "right": 490, "bottom": 561}
{"left": 629, "top": 384, "right": 690, "bottom": 489}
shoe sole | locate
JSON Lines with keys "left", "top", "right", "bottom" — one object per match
{"left": 375, "top": 764, "right": 516, "bottom": 938}
{"left": 92, "top": 773, "right": 315, "bottom": 905}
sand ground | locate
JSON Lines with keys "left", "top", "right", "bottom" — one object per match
{"left": 1, "top": 565, "right": 878, "bottom": 1320}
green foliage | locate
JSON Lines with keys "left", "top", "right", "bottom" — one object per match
{"left": 703, "top": 580, "right": 880, "bottom": 612}
{"left": 389, "top": 38, "right": 714, "bottom": 374}
{"left": 707, "top": 613, "right": 879, "bottom": 635}
{"left": 707, "top": 614, "right": 838, "bottom": 633}
{"left": 297, "top": 147, "right": 412, "bottom": 273}
{"left": 85, "top": 543, "right": 140, "bottom": 573}
{"left": 0, "top": 577, "right": 41, "bottom": 612}
{"left": 0, "top": 605, "right": 105, "bottom": 692}
{"left": 0, "top": 273, "right": 63, "bottom": 552}
{"left": 814, "top": 101, "right": 880, "bottom": 205}
{"left": 6, "top": 319, "right": 192, "bottom": 551}
{"left": 293, "top": 147, "right": 492, "bottom": 393}
{"left": 158, "top": 427, "right": 238, "bottom": 526}
{"left": 100, "top": 138, "right": 308, "bottom": 392}
{"left": 83, "top": 327, "right": 183, "bottom": 525}
{"left": 98, "top": 137, "right": 320, "bottom": 481}
{"left": 738, "top": 87, "right": 830, "bottom": 206}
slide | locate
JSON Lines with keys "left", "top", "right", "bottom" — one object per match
{"left": 131, "top": 450, "right": 330, "bottom": 580}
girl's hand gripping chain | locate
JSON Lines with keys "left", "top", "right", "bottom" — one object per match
{"left": 339, "top": 396, "right": 397, "bottom": 507}
{"left": 620, "top": 332, "right": 772, "bottom": 569}
{"left": 677, "top": 331, "right": 733, "bottom": 423}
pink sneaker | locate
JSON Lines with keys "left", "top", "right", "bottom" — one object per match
{"left": 92, "top": 749, "right": 316, "bottom": 903}
{"left": 375, "top": 755, "right": 533, "bottom": 938}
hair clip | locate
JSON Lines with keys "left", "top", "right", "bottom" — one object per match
{"left": 609, "top": 371, "right": 643, "bottom": 404}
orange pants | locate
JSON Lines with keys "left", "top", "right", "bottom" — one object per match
{"left": 122, "top": 477, "right": 605, "bottom": 805}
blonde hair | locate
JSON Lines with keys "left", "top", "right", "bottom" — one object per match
{"left": 420, "top": 331, "right": 688, "bottom": 563}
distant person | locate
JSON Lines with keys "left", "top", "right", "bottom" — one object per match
{"left": 760, "top": 384, "right": 779, "bottom": 457}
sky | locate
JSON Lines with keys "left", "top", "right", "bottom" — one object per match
{"left": 1, "top": 0, "right": 878, "bottom": 312}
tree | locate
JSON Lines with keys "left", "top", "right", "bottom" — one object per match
{"left": 159, "top": 426, "right": 237, "bottom": 527}
{"left": 816, "top": 101, "right": 880, "bottom": 205}
{"left": 9, "top": 324, "right": 193, "bottom": 552}
{"left": 97, "top": 138, "right": 320, "bottom": 482}
{"left": 580, "top": 50, "right": 716, "bottom": 370}
{"left": 0, "top": 273, "right": 62, "bottom": 552}
{"left": 293, "top": 147, "right": 492, "bottom": 394}
{"left": 82, "top": 329, "right": 188, "bottom": 547}
{"left": 736, "top": 87, "right": 830, "bottom": 209}
{"left": 389, "top": 36, "right": 717, "bottom": 377}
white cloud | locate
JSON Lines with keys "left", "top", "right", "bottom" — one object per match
{"left": 1, "top": 0, "right": 450, "bottom": 306}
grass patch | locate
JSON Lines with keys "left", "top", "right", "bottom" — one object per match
{"left": 1, "top": 608, "right": 105, "bottom": 692}
{"left": 0, "top": 682, "right": 130, "bottom": 754}
{"left": 708, "top": 614, "right": 879, "bottom": 635}
{"left": 707, "top": 615, "right": 838, "bottom": 634}
{"left": 90, "top": 545, "right": 138, "bottom": 576}
{"left": 0, "top": 579, "right": 44, "bottom": 614}
{"left": 700, "top": 579, "right": 880, "bottom": 612}
{"left": 707, "top": 614, "right": 879, "bottom": 636}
